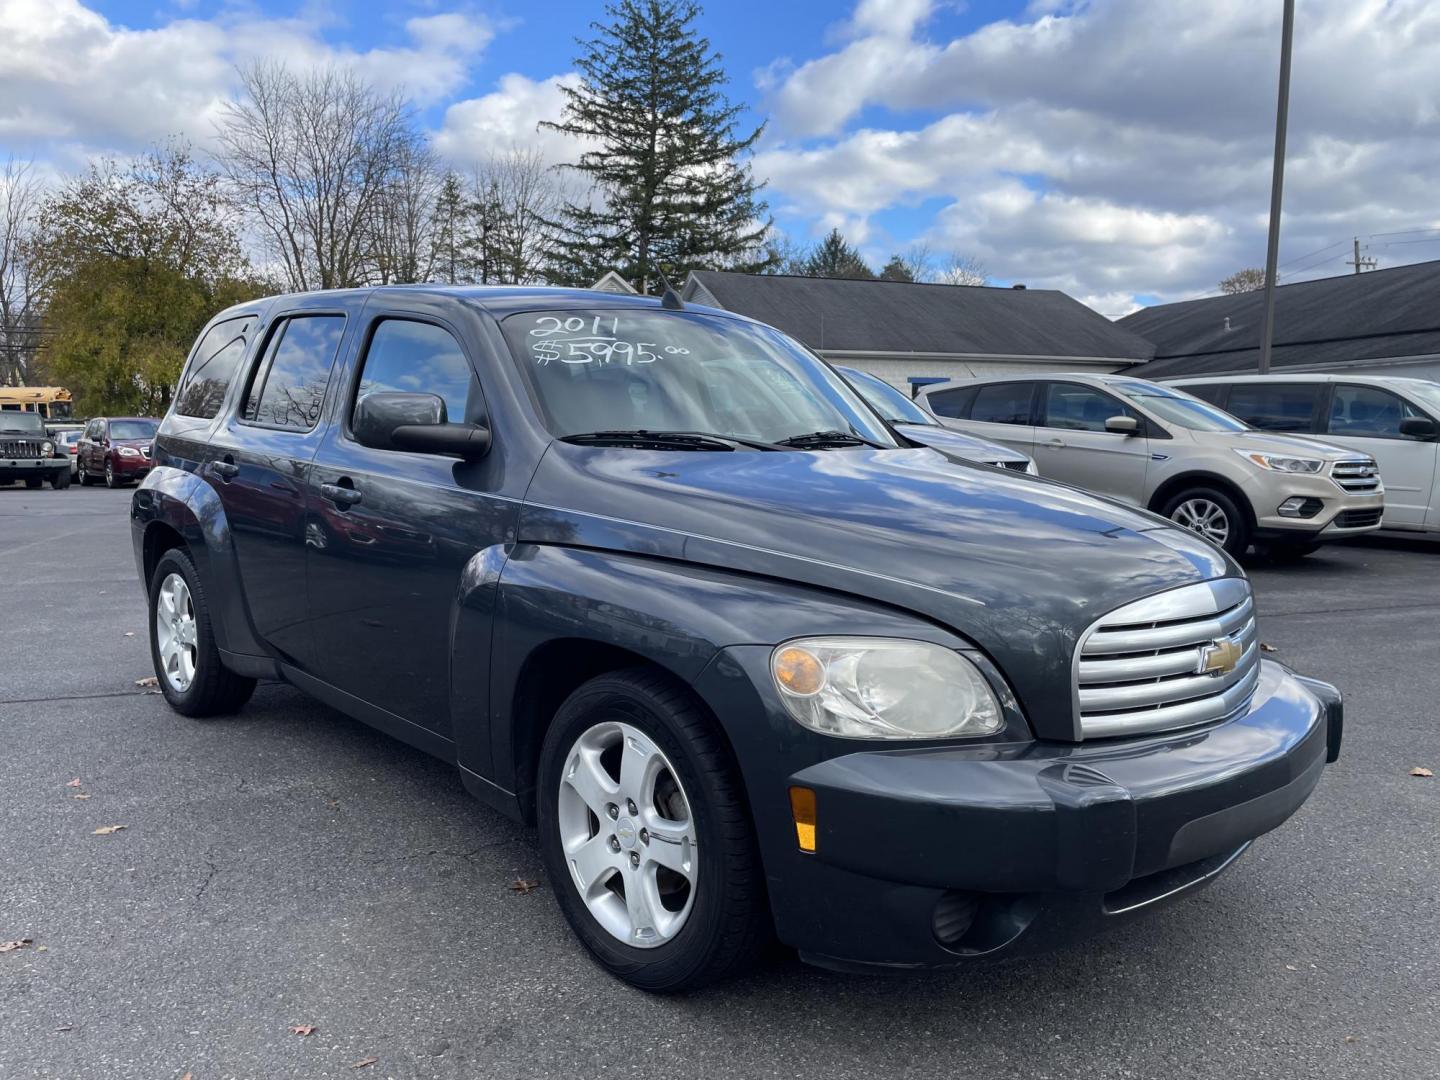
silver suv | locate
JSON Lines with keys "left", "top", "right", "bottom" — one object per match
{"left": 917, "top": 373, "right": 1384, "bottom": 557}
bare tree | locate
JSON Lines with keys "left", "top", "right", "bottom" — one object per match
{"left": 216, "top": 63, "right": 416, "bottom": 291}
{"left": 0, "top": 157, "right": 49, "bottom": 386}
{"left": 465, "top": 147, "right": 569, "bottom": 285}
{"left": 1219, "top": 267, "right": 1267, "bottom": 294}
{"left": 899, "top": 243, "right": 934, "bottom": 282}
{"left": 367, "top": 137, "right": 442, "bottom": 284}
{"left": 934, "top": 251, "right": 988, "bottom": 287}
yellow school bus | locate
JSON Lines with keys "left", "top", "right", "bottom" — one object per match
{"left": 0, "top": 386, "right": 75, "bottom": 422}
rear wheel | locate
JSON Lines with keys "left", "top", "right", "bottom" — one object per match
{"left": 147, "top": 547, "right": 256, "bottom": 717}
{"left": 1162, "top": 487, "right": 1250, "bottom": 556}
{"left": 537, "top": 668, "right": 769, "bottom": 992}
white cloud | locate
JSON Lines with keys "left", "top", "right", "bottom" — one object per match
{"left": 0, "top": 0, "right": 495, "bottom": 156}
{"left": 432, "top": 73, "right": 585, "bottom": 171}
{"left": 759, "top": 0, "right": 1440, "bottom": 307}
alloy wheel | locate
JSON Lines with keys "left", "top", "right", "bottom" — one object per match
{"left": 155, "top": 572, "right": 198, "bottom": 692}
{"left": 1171, "top": 498, "right": 1231, "bottom": 546}
{"left": 556, "top": 720, "right": 698, "bottom": 948}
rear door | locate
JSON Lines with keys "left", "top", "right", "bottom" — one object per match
{"left": 949, "top": 381, "right": 1038, "bottom": 456}
{"left": 1324, "top": 383, "right": 1437, "bottom": 529}
{"left": 1031, "top": 381, "right": 1151, "bottom": 503}
{"left": 202, "top": 298, "right": 354, "bottom": 667}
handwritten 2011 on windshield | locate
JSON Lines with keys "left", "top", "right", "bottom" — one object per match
{"left": 529, "top": 315, "right": 691, "bottom": 366}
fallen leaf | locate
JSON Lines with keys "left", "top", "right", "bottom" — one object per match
{"left": 92, "top": 825, "right": 127, "bottom": 835}
{"left": 1284, "top": 964, "right": 1297, "bottom": 971}
{"left": 181, "top": 1073, "right": 193, "bottom": 1080}
{"left": 135, "top": 676, "right": 158, "bottom": 688}
{"left": 1411, "top": 767, "right": 1434, "bottom": 777}
{"left": 65, "top": 778, "right": 83, "bottom": 788}
{"left": 72, "top": 793, "right": 91, "bottom": 801}
{"left": 290, "top": 1025, "right": 317, "bottom": 1037}
{"left": 1259, "top": 642, "right": 1279, "bottom": 653}
{"left": 123, "top": 632, "right": 135, "bottom": 637}
{"left": 36, "top": 945, "right": 48, "bottom": 952}
{"left": 0, "top": 939, "right": 33, "bottom": 953}
{"left": 351, "top": 1056, "right": 378, "bottom": 1069}
{"left": 509, "top": 878, "right": 541, "bottom": 894}
{"left": 1344, "top": 1035, "right": 1358, "bottom": 1043}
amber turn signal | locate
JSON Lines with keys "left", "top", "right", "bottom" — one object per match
{"left": 789, "top": 786, "right": 817, "bottom": 853}
{"left": 774, "top": 645, "right": 825, "bottom": 696}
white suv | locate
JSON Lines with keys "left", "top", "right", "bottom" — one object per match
{"left": 1168, "top": 374, "right": 1440, "bottom": 535}
{"left": 917, "top": 373, "right": 1384, "bottom": 558}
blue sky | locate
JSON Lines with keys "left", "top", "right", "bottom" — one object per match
{"left": 11, "top": 0, "right": 1440, "bottom": 311}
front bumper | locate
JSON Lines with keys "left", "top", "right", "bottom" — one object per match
{"left": 0, "top": 458, "right": 69, "bottom": 480}
{"left": 111, "top": 454, "right": 153, "bottom": 479}
{"left": 726, "top": 658, "right": 1340, "bottom": 972}
{"left": 1250, "top": 480, "right": 1384, "bottom": 540}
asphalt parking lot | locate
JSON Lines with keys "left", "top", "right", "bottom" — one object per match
{"left": 2, "top": 484, "right": 1438, "bottom": 1080}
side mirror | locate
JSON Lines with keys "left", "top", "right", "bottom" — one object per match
{"left": 1400, "top": 416, "right": 1437, "bottom": 439}
{"left": 354, "top": 391, "right": 490, "bottom": 459}
{"left": 1105, "top": 415, "right": 1139, "bottom": 435}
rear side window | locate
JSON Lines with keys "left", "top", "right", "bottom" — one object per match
{"left": 243, "top": 316, "right": 346, "bottom": 431}
{"left": 1180, "top": 383, "right": 1228, "bottom": 407}
{"left": 1226, "top": 384, "right": 1322, "bottom": 432}
{"left": 970, "top": 383, "right": 1035, "bottom": 425}
{"left": 175, "top": 315, "right": 256, "bottom": 419}
{"left": 926, "top": 386, "right": 977, "bottom": 419}
{"left": 354, "top": 320, "right": 479, "bottom": 426}
{"left": 1328, "top": 384, "right": 1425, "bottom": 439}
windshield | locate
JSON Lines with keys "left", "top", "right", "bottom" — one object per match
{"left": 501, "top": 309, "right": 898, "bottom": 448}
{"left": 110, "top": 419, "right": 158, "bottom": 440}
{"left": 0, "top": 412, "right": 45, "bottom": 434}
{"left": 841, "top": 368, "right": 935, "bottom": 426}
{"left": 1402, "top": 381, "right": 1440, "bottom": 417}
{"left": 1111, "top": 383, "right": 1250, "bottom": 432}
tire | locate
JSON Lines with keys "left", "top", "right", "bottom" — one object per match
{"left": 51, "top": 471, "right": 70, "bottom": 490}
{"left": 77, "top": 460, "right": 91, "bottom": 485}
{"left": 104, "top": 459, "right": 121, "bottom": 488}
{"left": 536, "top": 667, "right": 769, "bottom": 992}
{"left": 24, "top": 477, "right": 42, "bottom": 490}
{"left": 147, "top": 547, "right": 256, "bottom": 717}
{"left": 1162, "top": 486, "right": 1251, "bottom": 556}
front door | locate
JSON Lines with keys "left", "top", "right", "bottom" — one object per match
{"left": 1324, "top": 383, "right": 1439, "bottom": 529}
{"left": 203, "top": 306, "right": 350, "bottom": 667}
{"left": 1031, "top": 381, "right": 1151, "bottom": 503}
{"left": 304, "top": 311, "right": 519, "bottom": 740}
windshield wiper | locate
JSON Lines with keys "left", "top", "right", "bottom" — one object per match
{"left": 775, "top": 429, "right": 883, "bottom": 449}
{"left": 559, "top": 430, "right": 783, "bottom": 452}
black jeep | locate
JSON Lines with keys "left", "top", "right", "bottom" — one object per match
{"left": 0, "top": 411, "right": 70, "bottom": 489}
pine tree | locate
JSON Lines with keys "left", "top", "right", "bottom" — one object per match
{"left": 432, "top": 172, "right": 471, "bottom": 284}
{"left": 541, "top": 0, "right": 770, "bottom": 291}
{"left": 879, "top": 255, "right": 914, "bottom": 282}
{"left": 800, "top": 229, "right": 874, "bottom": 280}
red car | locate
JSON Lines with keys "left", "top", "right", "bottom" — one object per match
{"left": 77, "top": 416, "right": 159, "bottom": 488}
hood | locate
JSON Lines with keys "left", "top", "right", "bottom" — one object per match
{"left": 1193, "top": 429, "right": 1365, "bottom": 460}
{"left": 892, "top": 423, "right": 1031, "bottom": 465}
{"left": 520, "top": 445, "right": 1234, "bottom": 737}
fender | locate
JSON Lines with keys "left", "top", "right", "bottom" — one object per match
{"left": 482, "top": 542, "right": 966, "bottom": 821}
{"left": 131, "top": 466, "right": 272, "bottom": 669}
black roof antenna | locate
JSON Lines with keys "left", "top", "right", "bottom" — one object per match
{"left": 654, "top": 267, "right": 685, "bottom": 310}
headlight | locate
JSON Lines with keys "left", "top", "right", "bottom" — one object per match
{"left": 1234, "top": 448, "right": 1323, "bottom": 473}
{"left": 41, "top": 440, "right": 53, "bottom": 455}
{"left": 770, "top": 636, "right": 1003, "bottom": 739}
{"left": 117, "top": 446, "right": 140, "bottom": 458}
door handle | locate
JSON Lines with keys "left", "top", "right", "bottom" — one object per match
{"left": 321, "top": 482, "right": 363, "bottom": 508}
{"left": 211, "top": 458, "right": 239, "bottom": 481}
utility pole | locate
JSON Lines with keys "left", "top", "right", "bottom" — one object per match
{"left": 1346, "top": 237, "right": 1376, "bottom": 274}
{"left": 1258, "top": 0, "right": 1295, "bottom": 376}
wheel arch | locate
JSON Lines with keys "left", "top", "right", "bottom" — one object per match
{"left": 1148, "top": 471, "right": 1256, "bottom": 528}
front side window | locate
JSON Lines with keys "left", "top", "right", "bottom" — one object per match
{"left": 1226, "top": 384, "right": 1321, "bottom": 432}
{"left": 1039, "top": 383, "right": 1134, "bottom": 431}
{"left": 243, "top": 316, "right": 346, "bottom": 431}
{"left": 354, "top": 320, "right": 479, "bottom": 427}
{"left": 970, "top": 383, "right": 1035, "bottom": 425}
{"left": 499, "top": 309, "right": 896, "bottom": 447}
{"left": 1112, "top": 382, "right": 1248, "bottom": 432}
{"left": 1328, "top": 384, "right": 1424, "bottom": 439}
{"left": 176, "top": 316, "right": 257, "bottom": 419}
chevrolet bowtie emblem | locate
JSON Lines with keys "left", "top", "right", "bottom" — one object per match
{"left": 1198, "top": 637, "right": 1243, "bottom": 676}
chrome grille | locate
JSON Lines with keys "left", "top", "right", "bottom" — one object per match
{"left": 0, "top": 438, "right": 45, "bottom": 459}
{"left": 1074, "top": 578, "right": 1260, "bottom": 739}
{"left": 1331, "top": 457, "right": 1380, "bottom": 492}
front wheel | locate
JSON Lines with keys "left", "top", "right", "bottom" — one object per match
{"left": 148, "top": 547, "right": 256, "bottom": 717}
{"left": 1162, "top": 487, "right": 1251, "bottom": 556}
{"left": 51, "top": 471, "right": 70, "bottom": 490}
{"left": 537, "top": 668, "right": 769, "bottom": 992}
{"left": 104, "top": 459, "right": 121, "bottom": 488}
